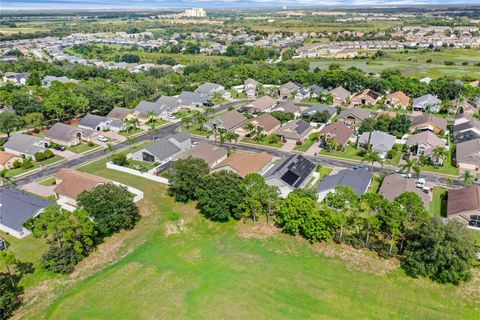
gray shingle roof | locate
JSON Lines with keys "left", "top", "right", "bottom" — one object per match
{"left": 412, "top": 94, "right": 441, "bottom": 108}
{"left": 144, "top": 139, "right": 181, "bottom": 161}
{"left": 78, "top": 113, "right": 109, "bottom": 129}
{"left": 178, "top": 91, "right": 208, "bottom": 104}
{"left": 264, "top": 154, "right": 316, "bottom": 188}
{"left": 302, "top": 104, "right": 337, "bottom": 118}
{"left": 45, "top": 123, "right": 82, "bottom": 142}
{"left": 4, "top": 133, "right": 47, "bottom": 156}
{"left": 0, "top": 189, "right": 52, "bottom": 232}
{"left": 317, "top": 168, "right": 372, "bottom": 196}
{"left": 358, "top": 131, "right": 396, "bottom": 153}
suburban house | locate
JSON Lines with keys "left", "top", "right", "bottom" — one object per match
{"left": 279, "top": 82, "right": 300, "bottom": 99}
{"left": 78, "top": 113, "right": 112, "bottom": 132}
{"left": 350, "top": 89, "right": 381, "bottom": 107}
{"left": 337, "top": 106, "right": 372, "bottom": 127}
{"left": 178, "top": 91, "right": 208, "bottom": 106}
{"left": 272, "top": 101, "right": 301, "bottom": 115}
{"left": 41, "top": 75, "right": 79, "bottom": 88}
{"left": 2, "top": 72, "right": 29, "bottom": 85}
{"left": 330, "top": 86, "right": 351, "bottom": 106}
{"left": 409, "top": 114, "right": 447, "bottom": 134}
{"left": 450, "top": 99, "right": 477, "bottom": 115}
{"left": 4, "top": 133, "right": 49, "bottom": 159}
{"left": 44, "top": 123, "right": 87, "bottom": 147}
{"left": 246, "top": 96, "right": 277, "bottom": 113}
{"left": 453, "top": 117, "right": 480, "bottom": 143}
{"left": 308, "top": 84, "right": 326, "bottom": 98}
{"left": 0, "top": 188, "right": 52, "bottom": 239}
{"left": 54, "top": 168, "right": 108, "bottom": 208}
{"left": 155, "top": 96, "right": 183, "bottom": 114}
{"left": 195, "top": 82, "right": 228, "bottom": 98}
{"left": 274, "top": 119, "right": 313, "bottom": 143}
{"left": 386, "top": 91, "right": 411, "bottom": 109}
{"left": 264, "top": 154, "right": 317, "bottom": 198}
{"left": 301, "top": 104, "right": 337, "bottom": 124}
{"left": 179, "top": 141, "right": 228, "bottom": 168}
{"left": 204, "top": 110, "right": 247, "bottom": 131}
{"left": 317, "top": 168, "right": 372, "bottom": 202}
{"left": 447, "top": 186, "right": 480, "bottom": 225}
{"left": 379, "top": 174, "right": 430, "bottom": 208}
{"left": 212, "top": 152, "right": 273, "bottom": 178}
{"left": 0, "top": 151, "right": 21, "bottom": 170}
{"left": 236, "top": 113, "right": 281, "bottom": 136}
{"left": 455, "top": 138, "right": 480, "bottom": 172}
{"left": 406, "top": 131, "right": 446, "bottom": 164}
{"left": 358, "top": 131, "right": 396, "bottom": 159}
{"left": 318, "top": 122, "right": 354, "bottom": 148}
{"left": 106, "top": 107, "right": 137, "bottom": 122}
{"left": 131, "top": 133, "right": 192, "bottom": 164}
{"left": 244, "top": 78, "right": 260, "bottom": 98}
{"left": 412, "top": 94, "right": 441, "bottom": 112}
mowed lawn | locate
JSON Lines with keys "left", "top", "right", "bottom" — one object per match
{"left": 40, "top": 155, "right": 479, "bottom": 319}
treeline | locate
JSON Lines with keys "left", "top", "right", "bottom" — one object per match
{"left": 168, "top": 157, "right": 478, "bottom": 285}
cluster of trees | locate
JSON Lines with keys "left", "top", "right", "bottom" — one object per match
{"left": 225, "top": 44, "right": 279, "bottom": 61}
{"left": 25, "top": 183, "right": 139, "bottom": 274}
{"left": 358, "top": 114, "right": 412, "bottom": 138}
{"left": 167, "top": 158, "right": 477, "bottom": 285}
{"left": 0, "top": 251, "right": 25, "bottom": 320}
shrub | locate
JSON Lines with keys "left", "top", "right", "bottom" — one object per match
{"left": 12, "top": 160, "right": 22, "bottom": 169}
{"left": 21, "top": 159, "right": 34, "bottom": 169}
{"left": 112, "top": 153, "right": 128, "bottom": 166}
{"left": 42, "top": 245, "right": 83, "bottom": 274}
{"left": 387, "top": 149, "right": 397, "bottom": 159}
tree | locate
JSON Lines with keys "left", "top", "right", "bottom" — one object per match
{"left": 112, "top": 153, "right": 128, "bottom": 166}
{"left": 357, "top": 193, "right": 384, "bottom": 246}
{"left": 23, "top": 112, "right": 45, "bottom": 131}
{"left": 402, "top": 218, "right": 476, "bottom": 284}
{"left": 0, "top": 251, "right": 18, "bottom": 289}
{"left": 363, "top": 150, "right": 381, "bottom": 172}
{"left": 239, "top": 173, "right": 278, "bottom": 223}
{"left": 194, "top": 113, "right": 208, "bottom": 131}
{"left": 167, "top": 157, "right": 210, "bottom": 202}
{"left": 196, "top": 171, "right": 244, "bottom": 222}
{"left": 77, "top": 183, "right": 139, "bottom": 236}
{"left": 181, "top": 115, "right": 193, "bottom": 129}
{"left": 282, "top": 49, "right": 294, "bottom": 61}
{"left": 379, "top": 202, "right": 403, "bottom": 255}
{"left": 0, "top": 112, "right": 23, "bottom": 137}
{"left": 276, "top": 193, "right": 336, "bottom": 242}
{"left": 401, "top": 158, "right": 421, "bottom": 177}
{"left": 0, "top": 274, "right": 20, "bottom": 320}
{"left": 431, "top": 147, "right": 447, "bottom": 166}
{"left": 394, "top": 192, "right": 429, "bottom": 252}
{"left": 324, "top": 185, "right": 359, "bottom": 238}
{"left": 121, "top": 53, "right": 140, "bottom": 63}
{"left": 462, "top": 170, "right": 474, "bottom": 186}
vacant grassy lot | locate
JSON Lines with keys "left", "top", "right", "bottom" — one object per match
{"left": 29, "top": 149, "right": 477, "bottom": 319}
{"left": 310, "top": 57, "right": 480, "bottom": 79}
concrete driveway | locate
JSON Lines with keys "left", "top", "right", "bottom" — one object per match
{"left": 51, "top": 149, "right": 81, "bottom": 161}
{"left": 93, "top": 131, "right": 126, "bottom": 146}
{"left": 280, "top": 139, "right": 297, "bottom": 152}
{"left": 21, "top": 181, "right": 56, "bottom": 198}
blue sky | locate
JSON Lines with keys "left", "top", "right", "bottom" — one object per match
{"left": 1, "top": 0, "right": 477, "bottom": 10}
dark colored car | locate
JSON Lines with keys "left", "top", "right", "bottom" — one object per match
{"left": 203, "top": 101, "right": 214, "bottom": 107}
{"left": 402, "top": 152, "right": 411, "bottom": 160}
{"left": 54, "top": 145, "right": 66, "bottom": 151}
{"left": 0, "top": 237, "right": 6, "bottom": 250}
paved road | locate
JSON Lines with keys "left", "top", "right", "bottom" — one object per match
{"left": 15, "top": 100, "right": 248, "bottom": 186}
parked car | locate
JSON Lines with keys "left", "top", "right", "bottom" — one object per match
{"left": 54, "top": 145, "right": 66, "bottom": 151}
{"left": 402, "top": 152, "right": 411, "bottom": 160}
{"left": 416, "top": 178, "right": 426, "bottom": 188}
{"left": 0, "top": 237, "right": 6, "bottom": 250}
{"left": 476, "top": 251, "right": 480, "bottom": 261}
{"left": 97, "top": 135, "right": 108, "bottom": 142}
{"left": 203, "top": 101, "right": 214, "bottom": 107}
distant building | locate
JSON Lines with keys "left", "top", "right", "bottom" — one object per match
{"left": 183, "top": 8, "right": 207, "bottom": 18}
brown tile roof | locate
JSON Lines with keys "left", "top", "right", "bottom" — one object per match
{"left": 352, "top": 89, "right": 380, "bottom": 101}
{"left": 447, "top": 186, "right": 480, "bottom": 216}
{"left": 340, "top": 106, "right": 372, "bottom": 121}
{"left": 275, "top": 101, "right": 300, "bottom": 114}
{"left": 406, "top": 131, "right": 446, "bottom": 153}
{"left": 249, "top": 96, "right": 276, "bottom": 111}
{"left": 379, "top": 174, "right": 430, "bottom": 208}
{"left": 456, "top": 138, "right": 480, "bottom": 165}
{"left": 410, "top": 114, "right": 447, "bottom": 132}
{"left": 216, "top": 110, "right": 247, "bottom": 130}
{"left": 213, "top": 152, "right": 273, "bottom": 178}
{"left": 251, "top": 114, "right": 281, "bottom": 132}
{"left": 54, "top": 168, "right": 108, "bottom": 200}
{"left": 179, "top": 141, "right": 227, "bottom": 166}
{"left": 386, "top": 91, "right": 411, "bottom": 106}
{"left": 0, "top": 151, "right": 17, "bottom": 165}
{"left": 319, "top": 122, "right": 353, "bottom": 145}
{"left": 106, "top": 107, "right": 134, "bottom": 120}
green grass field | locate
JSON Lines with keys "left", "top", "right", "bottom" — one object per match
{"left": 429, "top": 187, "right": 448, "bottom": 217}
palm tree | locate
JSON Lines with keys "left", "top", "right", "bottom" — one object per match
{"left": 147, "top": 110, "right": 157, "bottom": 125}
{"left": 255, "top": 126, "right": 264, "bottom": 142}
{"left": 431, "top": 147, "right": 447, "bottom": 167}
{"left": 195, "top": 113, "right": 208, "bottom": 132}
{"left": 246, "top": 123, "right": 255, "bottom": 138}
{"left": 324, "top": 137, "right": 339, "bottom": 152}
{"left": 401, "top": 158, "right": 421, "bottom": 177}
{"left": 105, "top": 143, "right": 115, "bottom": 159}
{"left": 225, "top": 131, "right": 238, "bottom": 148}
{"left": 462, "top": 170, "right": 475, "bottom": 186}
{"left": 181, "top": 115, "right": 193, "bottom": 129}
{"left": 363, "top": 150, "right": 381, "bottom": 172}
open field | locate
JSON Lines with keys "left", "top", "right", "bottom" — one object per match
{"left": 310, "top": 58, "right": 480, "bottom": 79}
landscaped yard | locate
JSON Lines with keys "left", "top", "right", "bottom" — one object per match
{"left": 241, "top": 135, "right": 282, "bottom": 148}
{"left": 319, "top": 145, "right": 364, "bottom": 161}
{"left": 5, "top": 155, "right": 65, "bottom": 178}
{"left": 183, "top": 125, "right": 212, "bottom": 137}
{"left": 430, "top": 186, "right": 448, "bottom": 217}
{"left": 384, "top": 144, "right": 403, "bottom": 166}
{"left": 67, "top": 143, "right": 100, "bottom": 154}
{"left": 119, "top": 127, "right": 143, "bottom": 137}
{"left": 293, "top": 134, "right": 317, "bottom": 152}
{"left": 368, "top": 175, "right": 382, "bottom": 193}
{"left": 421, "top": 148, "right": 459, "bottom": 176}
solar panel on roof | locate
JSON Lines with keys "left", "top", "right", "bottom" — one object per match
{"left": 281, "top": 171, "right": 300, "bottom": 186}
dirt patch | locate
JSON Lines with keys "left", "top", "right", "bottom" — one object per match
{"left": 237, "top": 222, "right": 279, "bottom": 240}
{"left": 313, "top": 241, "right": 399, "bottom": 275}
{"left": 165, "top": 219, "right": 189, "bottom": 236}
